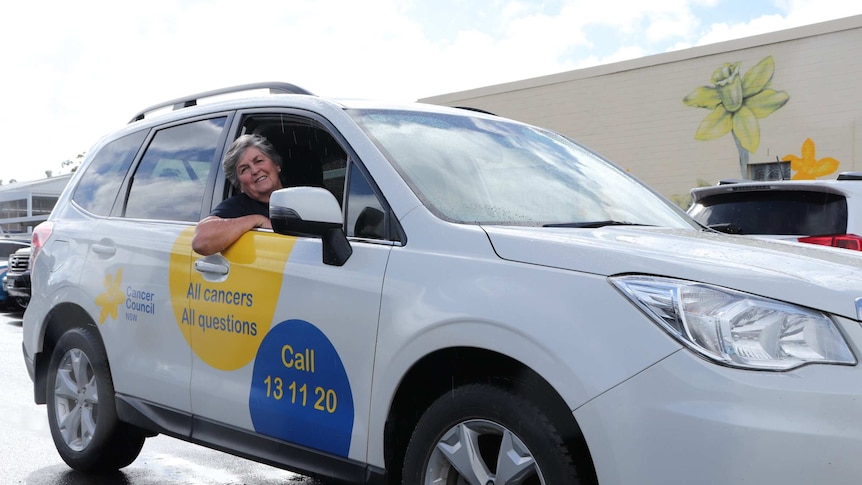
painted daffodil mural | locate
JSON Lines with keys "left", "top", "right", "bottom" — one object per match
{"left": 683, "top": 55, "right": 790, "bottom": 176}
{"left": 784, "top": 138, "right": 839, "bottom": 180}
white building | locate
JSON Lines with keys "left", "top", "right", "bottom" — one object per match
{"left": 420, "top": 15, "right": 862, "bottom": 206}
{"left": 0, "top": 174, "right": 72, "bottom": 238}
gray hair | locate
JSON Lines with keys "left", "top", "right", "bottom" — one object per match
{"left": 223, "top": 134, "right": 283, "bottom": 187}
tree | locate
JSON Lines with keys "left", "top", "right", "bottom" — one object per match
{"left": 60, "top": 152, "right": 86, "bottom": 175}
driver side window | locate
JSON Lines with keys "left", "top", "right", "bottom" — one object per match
{"left": 232, "top": 113, "right": 399, "bottom": 242}
{"left": 235, "top": 115, "right": 347, "bottom": 206}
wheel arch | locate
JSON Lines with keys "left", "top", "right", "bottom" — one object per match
{"left": 33, "top": 302, "right": 101, "bottom": 404}
{"left": 383, "top": 346, "right": 598, "bottom": 484}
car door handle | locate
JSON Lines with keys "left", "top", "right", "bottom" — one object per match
{"left": 194, "top": 260, "right": 229, "bottom": 276}
{"left": 91, "top": 243, "right": 116, "bottom": 257}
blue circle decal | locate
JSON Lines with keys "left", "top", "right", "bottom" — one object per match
{"left": 249, "top": 319, "right": 354, "bottom": 456}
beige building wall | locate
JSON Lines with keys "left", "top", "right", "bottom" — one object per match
{"left": 420, "top": 15, "right": 862, "bottom": 205}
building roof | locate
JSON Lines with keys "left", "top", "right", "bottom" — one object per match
{"left": 0, "top": 174, "right": 73, "bottom": 198}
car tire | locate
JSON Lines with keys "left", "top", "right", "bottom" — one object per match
{"left": 47, "top": 327, "right": 146, "bottom": 472}
{"left": 401, "top": 383, "right": 580, "bottom": 485}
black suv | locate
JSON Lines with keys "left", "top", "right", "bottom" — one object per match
{"left": 4, "top": 246, "right": 31, "bottom": 308}
{"left": 1, "top": 240, "right": 30, "bottom": 309}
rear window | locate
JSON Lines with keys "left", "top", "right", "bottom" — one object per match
{"left": 689, "top": 190, "right": 848, "bottom": 236}
{"left": 72, "top": 130, "right": 147, "bottom": 216}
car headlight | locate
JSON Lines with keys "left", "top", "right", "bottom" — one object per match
{"left": 611, "top": 275, "right": 856, "bottom": 370}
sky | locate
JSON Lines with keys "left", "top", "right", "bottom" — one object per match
{"left": 2, "top": 0, "right": 861, "bottom": 183}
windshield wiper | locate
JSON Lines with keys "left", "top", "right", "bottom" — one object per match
{"left": 543, "top": 220, "right": 648, "bottom": 228}
{"left": 706, "top": 223, "right": 743, "bottom": 234}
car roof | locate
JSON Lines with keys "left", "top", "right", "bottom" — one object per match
{"left": 75, "top": 86, "right": 514, "bottom": 183}
{"left": 126, "top": 82, "right": 502, "bottom": 126}
{"left": 95, "top": 82, "right": 508, "bottom": 155}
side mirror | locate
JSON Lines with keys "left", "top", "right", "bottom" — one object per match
{"left": 270, "top": 187, "right": 352, "bottom": 266}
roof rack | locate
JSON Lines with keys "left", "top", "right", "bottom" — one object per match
{"left": 454, "top": 106, "right": 497, "bottom": 116}
{"left": 837, "top": 172, "right": 862, "bottom": 181}
{"left": 129, "top": 82, "right": 314, "bottom": 123}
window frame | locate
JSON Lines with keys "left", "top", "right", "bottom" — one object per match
{"left": 70, "top": 129, "right": 148, "bottom": 217}
{"left": 114, "top": 111, "right": 235, "bottom": 222}
{"left": 220, "top": 109, "right": 405, "bottom": 244}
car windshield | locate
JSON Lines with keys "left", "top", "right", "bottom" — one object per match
{"left": 350, "top": 109, "right": 693, "bottom": 228}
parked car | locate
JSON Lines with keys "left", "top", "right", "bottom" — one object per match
{"left": 21, "top": 82, "right": 862, "bottom": 484}
{"left": 688, "top": 174, "right": 862, "bottom": 250}
{"left": 0, "top": 240, "right": 30, "bottom": 310}
{"left": 4, "top": 246, "right": 31, "bottom": 309}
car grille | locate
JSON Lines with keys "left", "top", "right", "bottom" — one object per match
{"left": 8, "top": 252, "right": 29, "bottom": 272}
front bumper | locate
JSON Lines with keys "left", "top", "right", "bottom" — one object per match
{"left": 5, "top": 271, "right": 30, "bottom": 298}
{"left": 576, "top": 328, "right": 862, "bottom": 484}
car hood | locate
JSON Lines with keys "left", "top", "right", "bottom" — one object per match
{"left": 482, "top": 225, "right": 862, "bottom": 320}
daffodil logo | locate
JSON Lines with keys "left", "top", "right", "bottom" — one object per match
{"left": 95, "top": 268, "right": 125, "bottom": 324}
{"left": 683, "top": 55, "right": 789, "bottom": 176}
{"left": 784, "top": 138, "right": 840, "bottom": 180}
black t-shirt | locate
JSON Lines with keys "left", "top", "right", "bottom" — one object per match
{"left": 210, "top": 193, "right": 269, "bottom": 219}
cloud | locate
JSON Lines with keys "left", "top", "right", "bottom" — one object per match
{"left": 2, "top": 0, "right": 860, "bottom": 182}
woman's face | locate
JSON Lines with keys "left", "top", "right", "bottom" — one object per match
{"left": 236, "top": 147, "right": 284, "bottom": 203}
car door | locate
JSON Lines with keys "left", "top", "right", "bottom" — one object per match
{"left": 85, "top": 115, "right": 228, "bottom": 414}
{"left": 187, "top": 114, "right": 393, "bottom": 461}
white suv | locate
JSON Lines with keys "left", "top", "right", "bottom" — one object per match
{"left": 22, "top": 83, "right": 862, "bottom": 484}
{"left": 688, "top": 175, "right": 862, "bottom": 251}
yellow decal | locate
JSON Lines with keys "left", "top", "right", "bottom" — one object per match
{"left": 169, "top": 228, "right": 295, "bottom": 370}
{"left": 95, "top": 268, "right": 125, "bottom": 324}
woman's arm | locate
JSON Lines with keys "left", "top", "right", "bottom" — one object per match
{"left": 191, "top": 214, "right": 271, "bottom": 256}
